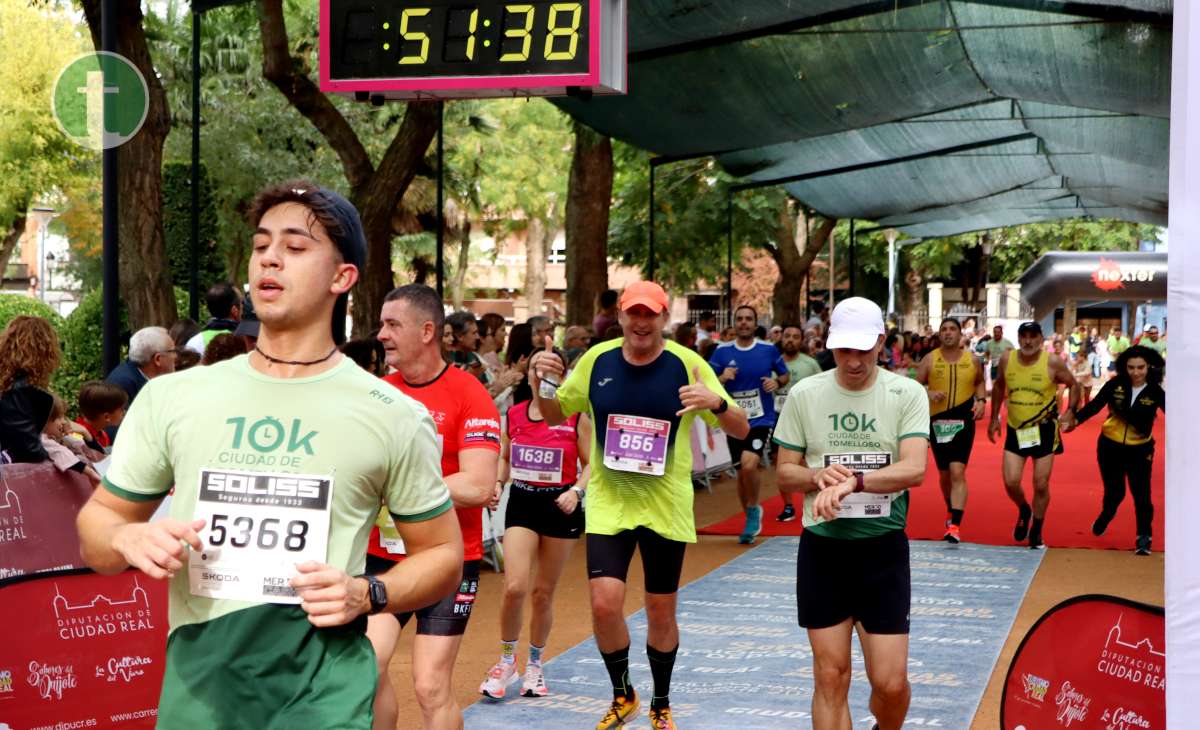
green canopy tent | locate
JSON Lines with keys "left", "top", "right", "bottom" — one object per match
{"left": 554, "top": 0, "right": 1170, "bottom": 277}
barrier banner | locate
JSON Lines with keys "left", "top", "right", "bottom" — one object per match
{"left": 1002, "top": 595, "right": 1164, "bottom": 730}
{"left": 0, "top": 569, "right": 168, "bottom": 729}
{"left": 0, "top": 464, "right": 94, "bottom": 584}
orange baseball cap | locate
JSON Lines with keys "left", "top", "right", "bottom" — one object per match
{"left": 619, "top": 281, "right": 669, "bottom": 313}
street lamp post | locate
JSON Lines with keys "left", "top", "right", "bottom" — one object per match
{"left": 29, "top": 207, "right": 58, "bottom": 302}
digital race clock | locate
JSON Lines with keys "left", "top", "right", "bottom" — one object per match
{"left": 320, "top": 0, "right": 626, "bottom": 99}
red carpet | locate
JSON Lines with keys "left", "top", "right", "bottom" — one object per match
{"left": 698, "top": 415, "right": 1166, "bottom": 551}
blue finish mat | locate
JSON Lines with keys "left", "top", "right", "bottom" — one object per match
{"left": 463, "top": 537, "right": 1043, "bottom": 729}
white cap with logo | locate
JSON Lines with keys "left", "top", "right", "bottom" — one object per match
{"left": 826, "top": 297, "right": 886, "bottom": 351}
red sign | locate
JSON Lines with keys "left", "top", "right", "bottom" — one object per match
{"left": 1002, "top": 595, "right": 1164, "bottom": 730}
{"left": 0, "top": 569, "right": 168, "bottom": 729}
{"left": 0, "top": 464, "right": 94, "bottom": 583}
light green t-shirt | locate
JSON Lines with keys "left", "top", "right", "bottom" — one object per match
{"left": 103, "top": 355, "right": 451, "bottom": 727}
{"left": 1142, "top": 337, "right": 1166, "bottom": 357}
{"left": 556, "top": 339, "right": 732, "bottom": 543}
{"left": 1108, "top": 335, "right": 1131, "bottom": 356}
{"left": 779, "top": 353, "right": 822, "bottom": 394}
{"left": 772, "top": 368, "right": 929, "bottom": 539}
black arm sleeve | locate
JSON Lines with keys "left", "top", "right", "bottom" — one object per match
{"left": 1074, "top": 379, "right": 1113, "bottom": 424}
{"left": 0, "top": 388, "right": 51, "bottom": 463}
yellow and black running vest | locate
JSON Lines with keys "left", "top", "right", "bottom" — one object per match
{"left": 928, "top": 349, "right": 977, "bottom": 417}
{"left": 1005, "top": 350, "right": 1058, "bottom": 429}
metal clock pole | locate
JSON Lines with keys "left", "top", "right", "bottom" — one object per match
{"left": 436, "top": 100, "right": 445, "bottom": 298}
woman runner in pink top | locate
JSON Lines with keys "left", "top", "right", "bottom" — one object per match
{"left": 480, "top": 349, "right": 593, "bottom": 701}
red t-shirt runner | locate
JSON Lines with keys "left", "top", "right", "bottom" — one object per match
{"left": 368, "top": 363, "right": 501, "bottom": 562}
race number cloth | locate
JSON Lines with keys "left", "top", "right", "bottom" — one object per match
{"left": 822, "top": 453, "right": 894, "bottom": 518}
{"left": 730, "top": 390, "right": 765, "bottom": 420}
{"left": 557, "top": 339, "right": 733, "bottom": 543}
{"left": 102, "top": 355, "right": 450, "bottom": 726}
{"left": 188, "top": 469, "right": 331, "bottom": 603}
{"left": 773, "top": 368, "right": 930, "bottom": 539}
{"left": 506, "top": 401, "right": 580, "bottom": 486}
{"left": 708, "top": 340, "right": 788, "bottom": 428}
{"left": 1002, "top": 595, "right": 1164, "bottom": 730}
{"left": 372, "top": 364, "right": 501, "bottom": 562}
{"left": 603, "top": 415, "right": 671, "bottom": 476}
{"left": 932, "top": 420, "right": 967, "bottom": 444}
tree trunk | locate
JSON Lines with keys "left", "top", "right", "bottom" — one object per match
{"left": 258, "top": 0, "right": 439, "bottom": 337}
{"left": 81, "top": 0, "right": 177, "bottom": 330}
{"left": 564, "top": 122, "right": 612, "bottom": 327}
{"left": 451, "top": 219, "right": 471, "bottom": 310}
{"left": 524, "top": 218, "right": 547, "bottom": 317}
{"left": 771, "top": 203, "right": 836, "bottom": 325}
{"left": 411, "top": 255, "right": 431, "bottom": 285}
{"left": 0, "top": 215, "right": 26, "bottom": 287}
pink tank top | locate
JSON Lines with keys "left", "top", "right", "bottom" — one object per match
{"left": 507, "top": 401, "right": 580, "bottom": 487}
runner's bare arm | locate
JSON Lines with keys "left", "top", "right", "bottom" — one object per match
{"left": 988, "top": 352, "right": 1010, "bottom": 442}
{"left": 811, "top": 437, "right": 927, "bottom": 521}
{"left": 1050, "top": 355, "right": 1081, "bottom": 431}
{"left": 293, "top": 508, "right": 464, "bottom": 628}
{"left": 776, "top": 448, "right": 820, "bottom": 494}
{"left": 447, "top": 447, "right": 500, "bottom": 508}
{"left": 678, "top": 365, "right": 750, "bottom": 438}
{"left": 77, "top": 488, "right": 204, "bottom": 580}
{"left": 972, "top": 354, "right": 987, "bottom": 419}
{"left": 491, "top": 430, "right": 512, "bottom": 508}
{"left": 530, "top": 337, "right": 567, "bottom": 426}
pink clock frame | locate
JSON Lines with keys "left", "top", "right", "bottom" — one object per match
{"left": 319, "top": 0, "right": 626, "bottom": 100}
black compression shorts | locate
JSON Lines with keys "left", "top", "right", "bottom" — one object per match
{"left": 796, "top": 529, "right": 910, "bottom": 635}
{"left": 930, "top": 416, "right": 976, "bottom": 470}
{"left": 504, "top": 480, "right": 584, "bottom": 539}
{"left": 586, "top": 527, "right": 687, "bottom": 594}
{"left": 726, "top": 426, "right": 772, "bottom": 467}
{"left": 1004, "top": 421, "right": 1063, "bottom": 459}
{"left": 365, "top": 555, "right": 479, "bottom": 636}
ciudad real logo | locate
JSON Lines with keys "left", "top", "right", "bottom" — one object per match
{"left": 0, "top": 668, "right": 12, "bottom": 694}
{"left": 1021, "top": 672, "right": 1050, "bottom": 702}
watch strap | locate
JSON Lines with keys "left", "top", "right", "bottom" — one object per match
{"left": 711, "top": 398, "right": 729, "bottom": 415}
{"left": 360, "top": 574, "right": 387, "bottom": 615}
{"left": 853, "top": 471, "right": 866, "bottom": 493}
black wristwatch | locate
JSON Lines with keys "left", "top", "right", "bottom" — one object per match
{"left": 360, "top": 574, "right": 388, "bottom": 615}
{"left": 711, "top": 398, "right": 729, "bottom": 415}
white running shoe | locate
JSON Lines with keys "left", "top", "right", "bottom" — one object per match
{"left": 479, "top": 661, "right": 519, "bottom": 700}
{"left": 522, "top": 664, "right": 549, "bottom": 697}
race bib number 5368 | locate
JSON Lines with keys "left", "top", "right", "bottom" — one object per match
{"left": 189, "top": 468, "right": 332, "bottom": 604}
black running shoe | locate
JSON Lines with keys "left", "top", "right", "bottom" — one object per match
{"left": 776, "top": 504, "right": 796, "bottom": 522}
{"left": 1013, "top": 504, "right": 1032, "bottom": 542}
{"left": 1135, "top": 535, "right": 1151, "bottom": 556}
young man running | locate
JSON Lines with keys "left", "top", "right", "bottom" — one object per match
{"left": 774, "top": 297, "right": 929, "bottom": 730}
{"left": 773, "top": 323, "right": 822, "bottom": 522}
{"left": 988, "top": 321, "right": 1080, "bottom": 549}
{"left": 708, "top": 305, "right": 789, "bottom": 542}
{"left": 75, "top": 182, "right": 463, "bottom": 728}
{"left": 914, "top": 318, "right": 986, "bottom": 544}
{"left": 371, "top": 284, "right": 501, "bottom": 730}
{"left": 530, "top": 281, "right": 749, "bottom": 730}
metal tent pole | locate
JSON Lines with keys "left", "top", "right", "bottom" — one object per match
{"left": 436, "top": 100, "right": 445, "bottom": 298}
{"left": 101, "top": 0, "right": 119, "bottom": 374}
{"left": 648, "top": 160, "right": 656, "bottom": 281}
{"left": 190, "top": 9, "right": 202, "bottom": 320}
{"left": 726, "top": 194, "right": 733, "bottom": 311}
{"left": 848, "top": 219, "right": 856, "bottom": 297}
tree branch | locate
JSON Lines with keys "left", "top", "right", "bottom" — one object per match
{"left": 257, "top": 0, "right": 373, "bottom": 188}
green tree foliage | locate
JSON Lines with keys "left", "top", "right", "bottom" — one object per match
{"left": 607, "top": 143, "right": 784, "bottom": 294}
{"left": 162, "top": 161, "right": 227, "bottom": 291}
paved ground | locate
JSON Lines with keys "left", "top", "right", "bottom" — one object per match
{"left": 383, "top": 471, "right": 1164, "bottom": 728}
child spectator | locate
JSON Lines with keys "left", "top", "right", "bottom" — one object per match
{"left": 75, "top": 380, "right": 128, "bottom": 452}
{"left": 42, "top": 394, "right": 101, "bottom": 486}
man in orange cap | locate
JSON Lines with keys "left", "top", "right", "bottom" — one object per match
{"left": 531, "top": 280, "right": 749, "bottom": 730}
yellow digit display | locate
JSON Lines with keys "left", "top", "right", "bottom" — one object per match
{"left": 500, "top": 4, "right": 534, "bottom": 62}
{"left": 464, "top": 9, "right": 479, "bottom": 60}
{"left": 398, "top": 8, "right": 431, "bottom": 65}
{"left": 544, "top": 3, "right": 582, "bottom": 61}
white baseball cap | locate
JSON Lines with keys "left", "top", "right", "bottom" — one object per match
{"left": 826, "top": 297, "right": 886, "bottom": 351}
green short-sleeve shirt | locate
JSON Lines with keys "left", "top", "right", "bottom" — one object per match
{"left": 772, "top": 368, "right": 929, "bottom": 539}
{"left": 103, "top": 355, "right": 451, "bottom": 728}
